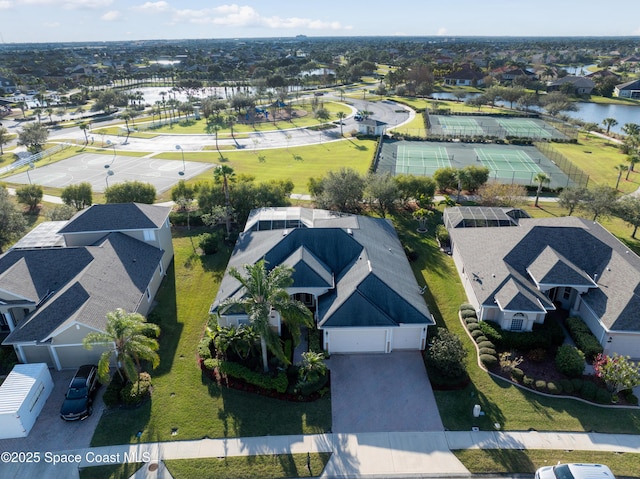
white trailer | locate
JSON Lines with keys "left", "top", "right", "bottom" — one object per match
{"left": 0, "top": 363, "right": 54, "bottom": 439}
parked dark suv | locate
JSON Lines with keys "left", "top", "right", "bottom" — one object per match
{"left": 60, "top": 364, "right": 99, "bottom": 421}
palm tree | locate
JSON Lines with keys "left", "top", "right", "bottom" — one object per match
{"left": 336, "top": 111, "right": 346, "bottom": 137}
{"left": 220, "top": 260, "right": 313, "bottom": 372}
{"left": 214, "top": 164, "right": 235, "bottom": 237}
{"left": 83, "top": 308, "right": 160, "bottom": 384}
{"left": 627, "top": 154, "right": 640, "bottom": 179}
{"left": 615, "top": 164, "right": 628, "bottom": 190}
{"left": 533, "top": 172, "right": 550, "bottom": 207}
{"left": 78, "top": 122, "right": 90, "bottom": 146}
{"left": 602, "top": 118, "right": 618, "bottom": 135}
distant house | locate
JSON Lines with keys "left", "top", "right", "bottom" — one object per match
{"left": 211, "top": 207, "right": 434, "bottom": 354}
{"left": 443, "top": 67, "right": 485, "bottom": 87}
{"left": 1, "top": 203, "right": 173, "bottom": 370}
{"left": 614, "top": 79, "right": 640, "bottom": 99}
{"left": 0, "top": 76, "right": 17, "bottom": 94}
{"left": 499, "top": 68, "right": 537, "bottom": 83}
{"left": 446, "top": 207, "right": 640, "bottom": 359}
{"left": 586, "top": 70, "right": 621, "bottom": 82}
{"left": 546, "top": 76, "right": 595, "bottom": 95}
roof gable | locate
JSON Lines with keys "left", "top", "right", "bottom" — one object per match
{"left": 527, "top": 245, "right": 597, "bottom": 287}
{"left": 59, "top": 203, "right": 170, "bottom": 234}
{"left": 282, "top": 246, "right": 333, "bottom": 288}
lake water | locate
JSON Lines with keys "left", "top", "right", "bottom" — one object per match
{"left": 430, "top": 92, "right": 638, "bottom": 135}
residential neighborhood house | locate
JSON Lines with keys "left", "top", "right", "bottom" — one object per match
{"left": 445, "top": 207, "right": 640, "bottom": 359}
{"left": 0, "top": 203, "right": 173, "bottom": 370}
{"left": 547, "top": 76, "right": 595, "bottom": 95}
{"left": 211, "top": 207, "right": 434, "bottom": 354}
{"left": 614, "top": 79, "right": 640, "bottom": 99}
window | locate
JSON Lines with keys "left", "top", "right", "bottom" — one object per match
{"left": 563, "top": 288, "right": 571, "bottom": 300}
{"left": 510, "top": 318, "right": 524, "bottom": 331}
{"left": 143, "top": 229, "right": 156, "bottom": 242}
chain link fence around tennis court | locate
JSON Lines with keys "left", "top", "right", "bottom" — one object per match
{"left": 534, "top": 141, "right": 590, "bottom": 189}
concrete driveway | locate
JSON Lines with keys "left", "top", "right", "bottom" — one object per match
{"left": 0, "top": 368, "right": 106, "bottom": 478}
{"left": 328, "top": 351, "right": 444, "bottom": 433}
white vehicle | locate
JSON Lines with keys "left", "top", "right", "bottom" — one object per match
{"left": 535, "top": 463, "right": 615, "bottom": 479}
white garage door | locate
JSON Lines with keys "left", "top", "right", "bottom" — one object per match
{"left": 392, "top": 327, "right": 423, "bottom": 350}
{"left": 327, "top": 328, "right": 387, "bottom": 354}
{"left": 605, "top": 334, "right": 640, "bottom": 360}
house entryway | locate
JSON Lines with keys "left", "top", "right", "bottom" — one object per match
{"left": 328, "top": 351, "right": 444, "bottom": 433}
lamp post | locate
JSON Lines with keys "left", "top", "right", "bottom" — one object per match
{"left": 176, "top": 144, "right": 185, "bottom": 176}
{"left": 105, "top": 139, "right": 116, "bottom": 168}
{"left": 25, "top": 162, "right": 35, "bottom": 184}
{"left": 105, "top": 169, "right": 114, "bottom": 188}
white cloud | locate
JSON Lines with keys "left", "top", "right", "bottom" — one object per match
{"left": 43, "top": 21, "right": 60, "bottom": 28}
{"left": 174, "top": 4, "right": 350, "bottom": 31}
{"left": 436, "top": 27, "right": 448, "bottom": 36}
{"left": 0, "top": 1, "right": 12, "bottom": 9}
{"left": 633, "top": 26, "right": 640, "bottom": 35}
{"left": 101, "top": 9, "right": 120, "bottom": 21}
{"left": 18, "top": 0, "right": 112, "bottom": 9}
{"left": 132, "top": 1, "right": 170, "bottom": 13}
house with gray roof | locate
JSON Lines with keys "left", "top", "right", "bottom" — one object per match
{"left": 446, "top": 208, "right": 640, "bottom": 359}
{"left": 1, "top": 203, "right": 172, "bottom": 370}
{"left": 546, "top": 76, "right": 595, "bottom": 95}
{"left": 614, "top": 79, "right": 640, "bottom": 99}
{"left": 212, "top": 207, "right": 434, "bottom": 354}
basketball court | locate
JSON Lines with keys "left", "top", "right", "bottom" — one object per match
{"left": 4, "top": 153, "right": 213, "bottom": 193}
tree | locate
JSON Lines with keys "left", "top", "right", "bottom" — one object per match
{"left": 477, "top": 182, "right": 527, "bottom": 207}
{"left": 394, "top": 174, "right": 436, "bottom": 208}
{"left": 336, "top": 111, "right": 346, "bottom": 137}
{"left": 540, "top": 91, "right": 578, "bottom": 117}
{"left": 0, "top": 186, "right": 27, "bottom": 253}
{"left": 105, "top": 181, "right": 156, "bottom": 204}
{"left": 364, "top": 172, "right": 398, "bottom": 218}
{"left": 18, "top": 122, "right": 49, "bottom": 153}
{"left": 219, "top": 260, "right": 313, "bottom": 373}
{"left": 16, "top": 184, "right": 43, "bottom": 213}
{"left": 614, "top": 195, "right": 640, "bottom": 238}
{"left": 45, "top": 204, "right": 77, "bottom": 221}
{"left": 433, "top": 167, "right": 458, "bottom": 193}
{"left": 61, "top": 182, "right": 93, "bottom": 210}
{"left": 83, "top": 308, "right": 160, "bottom": 384}
{"left": 78, "top": 122, "right": 90, "bottom": 146}
{"left": 579, "top": 185, "right": 618, "bottom": 221}
{"left": 171, "top": 180, "right": 196, "bottom": 210}
{"left": 315, "top": 168, "right": 365, "bottom": 213}
{"left": 214, "top": 165, "right": 236, "bottom": 237}
{"left": 533, "top": 172, "right": 550, "bottom": 207}
{"left": 459, "top": 165, "right": 490, "bottom": 194}
{"left": 426, "top": 328, "right": 468, "bottom": 380}
{"left": 602, "top": 118, "right": 618, "bottom": 135}
{"left": 593, "top": 353, "right": 640, "bottom": 398}
{"left": 614, "top": 164, "right": 628, "bottom": 190}
{"left": 627, "top": 155, "right": 640, "bottom": 179}
{"left": 558, "top": 187, "right": 588, "bottom": 215}
{"left": 0, "top": 126, "right": 10, "bottom": 155}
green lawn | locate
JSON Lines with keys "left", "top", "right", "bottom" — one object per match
{"left": 90, "top": 228, "right": 331, "bottom": 447}
{"left": 392, "top": 210, "right": 640, "bottom": 434}
{"left": 454, "top": 449, "right": 640, "bottom": 477}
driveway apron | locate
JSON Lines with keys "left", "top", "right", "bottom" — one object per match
{"left": 329, "top": 351, "right": 444, "bottom": 433}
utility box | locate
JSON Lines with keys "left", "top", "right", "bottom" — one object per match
{"left": 0, "top": 363, "right": 54, "bottom": 439}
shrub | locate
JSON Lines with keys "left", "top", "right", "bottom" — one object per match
{"left": 547, "top": 382, "right": 562, "bottom": 395}
{"left": 571, "top": 378, "right": 584, "bottom": 392}
{"left": 535, "top": 380, "right": 547, "bottom": 391}
{"left": 198, "top": 231, "right": 221, "bottom": 255}
{"left": 565, "top": 317, "right": 603, "bottom": 360}
{"left": 471, "top": 329, "right": 485, "bottom": 339}
{"left": 203, "top": 358, "right": 217, "bottom": 370}
{"left": 296, "top": 374, "right": 329, "bottom": 396}
{"left": 217, "top": 359, "right": 288, "bottom": 393}
{"left": 477, "top": 341, "right": 495, "bottom": 350}
{"left": 460, "top": 310, "right": 477, "bottom": 319}
{"left": 120, "top": 372, "right": 152, "bottom": 406}
{"left": 198, "top": 336, "right": 214, "bottom": 360}
{"left": 403, "top": 245, "right": 418, "bottom": 262}
{"left": 480, "top": 320, "right": 563, "bottom": 352}
{"left": 466, "top": 323, "right": 481, "bottom": 332}
{"left": 559, "top": 379, "right": 574, "bottom": 395}
{"left": 511, "top": 368, "right": 525, "bottom": 382}
{"left": 474, "top": 335, "right": 488, "bottom": 344}
{"left": 526, "top": 348, "right": 547, "bottom": 362}
{"left": 625, "top": 392, "right": 639, "bottom": 406}
{"left": 595, "top": 388, "right": 612, "bottom": 404}
{"left": 479, "top": 347, "right": 496, "bottom": 356}
{"left": 555, "top": 344, "right": 585, "bottom": 378}
{"left": 459, "top": 303, "right": 474, "bottom": 311}
{"left": 465, "top": 317, "right": 478, "bottom": 325}
{"left": 102, "top": 373, "right": 126, "bottom": 407}
{"left": 581, "top": 381, "right": 597, "bottom": 401}
{"left": 523, "top": 376, "right": 534, "bottom": 387}
{"left": 478, "top": 321, "right": 502, "bottom": 344}
{"left": 426, "top": 328, "right": 468, "bottom": 380}
{"left": 480, "top": 354, "right": 498, "bottom": 367}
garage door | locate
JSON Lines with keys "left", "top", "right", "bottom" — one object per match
{"left": 326, "top": 328, "right": 387, "bottom": 354}
{"left": 605, "top": 334, "right": 640, "bottom": 360}
{"left": 392, "top": 327, "right": 423, "bottom": 350}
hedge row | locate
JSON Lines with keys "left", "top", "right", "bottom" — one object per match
{"left": 204, "top": 358, "right": 288, "bottom": 393}
{"left": 515, "top": 372, "right": 613, "bottom": 404}
{"left": 460, "top": 305, "right": 499, "bottom": 368}
{"left": 478, "top": 320, "right": 564, "bottom": 352}
{"left": 565, "top": 317, "right": 603, "bottom": 360}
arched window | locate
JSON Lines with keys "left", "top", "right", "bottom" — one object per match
{"left": 510, "top": 312, "right": 527, "bottom": 331}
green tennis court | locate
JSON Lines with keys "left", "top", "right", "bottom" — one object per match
{"left": 438, "top": 116, "right": 484, "bottom": 136}
{"left": 475, "top": 147, "right": 544, "bottom": 180}
{"left": 497, "top": 118, "right": 553, "bottom": 139}
{"left": 395, "top": 144, "right": 452, "bottom": 175}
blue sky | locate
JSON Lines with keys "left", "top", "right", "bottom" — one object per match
{"left": 1, "top": 0, "right": 639, "bottom": 43}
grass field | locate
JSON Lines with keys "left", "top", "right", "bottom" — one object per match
{"left": 90, "top": 228, "right": 332, "bottom": 447}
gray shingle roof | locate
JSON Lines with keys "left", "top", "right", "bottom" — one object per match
{"left": 527, "top": 246, "right": 596, "bottom": 288}
{"left": 2, "top": 233, "right": 163, "bottom": 344}
{"left": 448, "top": 211, "right": 640, "bottom": 331}
{"left": 212, "top": 208, "right": 433, "bottom": 329}
{"left": 59, "top": 203, "right": 170, "bottom": 234}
